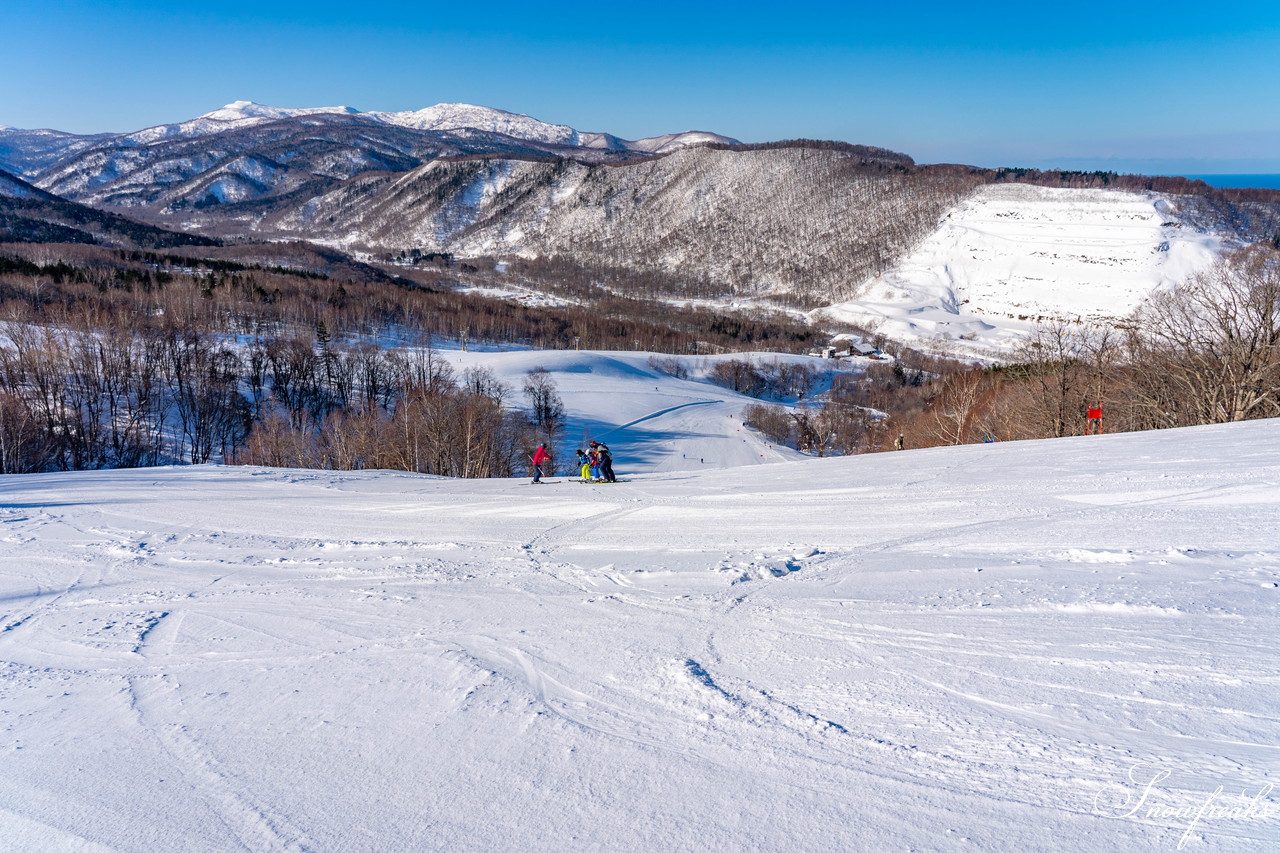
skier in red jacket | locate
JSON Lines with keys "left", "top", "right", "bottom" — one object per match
{"left": 531, "top": 443, "right": 551, "bottom": 484}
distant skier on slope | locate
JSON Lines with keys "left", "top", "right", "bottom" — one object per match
{"left": 531, "top": 443, "right": 551, "bottom": 484}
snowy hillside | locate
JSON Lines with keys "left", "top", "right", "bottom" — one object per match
{"left": 817, "top": 184, "right": 1226, "bottom": 356}
{"left": 372, "top": 103, "right": 737, "bottom": 153}
{"left": 0, "top": 127, "right": 116, "bottom": 179}
{"left": 619, "top": 130, "right": 741, "bottom": 154}
{"left": 374, "top": 103, "right": 581, "bottom": 145}
{"left": 258, "top": 145, "right": 962, "bottom": 306}
{"left": 433, "top": 348, "right": 819, "bottom": 472}
{"left": 2, "top": 404, "right": 1277, "bottom": 850}
{"left": 0, "top": 168, "right": 56, "bottom": 200}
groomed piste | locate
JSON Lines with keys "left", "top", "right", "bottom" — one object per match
{"left": 1, "top": 398, "right": 1277, "bottom": 851}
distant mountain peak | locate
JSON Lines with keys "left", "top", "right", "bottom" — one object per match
{"left": 199, "top": 100, "right": 362, "bottom": 122}
{"left": 175, "top": 100, "right": 738, "bottom": 152}
{"left": 372, "top": 103, "right": 580, "bottom": 145}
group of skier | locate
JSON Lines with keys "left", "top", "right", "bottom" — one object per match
{"left": 529, "top": 440, "right": 616, "bottom": 484}
{"left": 576, "top": 441, "right": 616, "bottom": 483}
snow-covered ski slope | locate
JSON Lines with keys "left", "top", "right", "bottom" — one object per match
{"left": 2, "top": 417, "right": 1278, "bottom": 852}
{"left": 818, "top": 184, "right": 1225, "bottom": 357}
{"left": 438, "top": 348, "right": 816, "bottom": 472}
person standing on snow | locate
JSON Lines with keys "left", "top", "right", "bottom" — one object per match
{"left": 531, "top": 443, "right": 551, "bottom": 484}
{"left": 592, "top": 440, "right": 616, "bottom": 483}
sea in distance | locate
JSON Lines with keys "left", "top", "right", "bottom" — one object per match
{"left": 1182, "top": 174, "right": 1280, "bottom": 190}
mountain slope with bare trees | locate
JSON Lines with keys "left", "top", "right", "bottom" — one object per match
{"left": 183, "top": 145, "right": 972, "bottom": 306}
{"left": 4, "top": 103, "right": 1279, "bottom": 318}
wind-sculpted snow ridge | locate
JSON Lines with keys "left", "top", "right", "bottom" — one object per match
{"left": 1, "top": 417, "right": 1277, "bottom": 851}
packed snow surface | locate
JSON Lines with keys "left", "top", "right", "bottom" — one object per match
{"left": 1, "top": 388, "right": 1278, "bottom": 849}
{"left": 818, "top": 184, "right": 1225, "bottom": 357}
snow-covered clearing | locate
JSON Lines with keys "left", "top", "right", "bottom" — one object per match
{"left": 817, "top": 184, "right": 1225, "bottom": 358}
{"left": 437, "top": 348, "right": 824, "bottom": 473}
{"left": 2, "top": 409, "right": 1278, "bottom": 851}
{"left": 446, "top": 282, "right": 577, "bottom": 310}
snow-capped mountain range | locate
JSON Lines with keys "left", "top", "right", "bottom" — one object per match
{"left": 4, "top": 99, "right": 1280, "bottom": 357}
{"left": 2, "top": 100, "right": 738, "bottom": 172}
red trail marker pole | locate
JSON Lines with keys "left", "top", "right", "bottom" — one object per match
{"left": 1086, "top": 406, "right": 1103, "bottom": 435}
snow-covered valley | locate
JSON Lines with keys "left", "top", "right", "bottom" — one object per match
{"left": 2, "top": 390, "right": 1277, "bottom": 850}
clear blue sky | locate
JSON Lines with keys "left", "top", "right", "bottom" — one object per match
{"left": 5, "top": 0, "right": 1279, "bottom": 173}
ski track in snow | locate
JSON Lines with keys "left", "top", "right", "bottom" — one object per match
{"left": 0, "top": 418, "right": 1278, "bottom": 851}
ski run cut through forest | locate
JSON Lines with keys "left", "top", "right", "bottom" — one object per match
{"left": 1, "top": 408, "right": 1278, "bottom": 852}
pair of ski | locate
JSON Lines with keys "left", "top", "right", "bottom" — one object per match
{"left": 527, "top": 478, "right": 627, "bottom": 485}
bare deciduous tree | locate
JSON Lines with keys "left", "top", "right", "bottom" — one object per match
{"left": 1127, "top": 245, "right": 1280, "bottom": 424}
{"left": 522, "top": 367, "right": 565, "bottom": 444}
{"left": 926, "top": 370, "right": 993, "bottom": 446}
